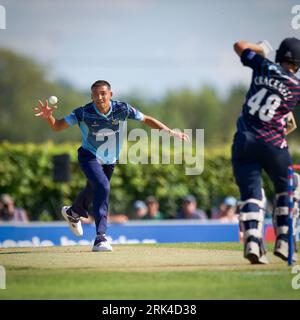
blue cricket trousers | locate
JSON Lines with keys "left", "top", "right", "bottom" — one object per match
{"left": 231, "top": 131, "right": 292, "bottom": 201}
{"left": 71, "top": 147, "right": 115, "bottom": 235}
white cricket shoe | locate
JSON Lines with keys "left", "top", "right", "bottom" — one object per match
{"left": 92, "top": 234, "right": 113, "bottom": 252}
{"left": 245, "top": 241, "right": 269, "bottom": 264}
{"left": 274, "top": 239, "right": 298, "bottom": 262}
{"left": 61, "top": 206, "right": 83, "bottom": 237}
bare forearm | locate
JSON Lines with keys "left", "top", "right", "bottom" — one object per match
{"left": 46, "top": 116, "right": 68, "bottom": 131}
{"left": 234, "top": 41, "right": 265, "bottom": 57}
{"left": 46, "top": 115, "right": 56, "bottom": 130}
{"left": 143, "top": 115, "right": 172, "bottom": 133}
{"left": 143, "top": 115, "right": 189, "bottom": 141}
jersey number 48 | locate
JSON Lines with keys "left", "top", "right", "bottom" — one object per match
{"left": 247, "top": 88, "right": 281, "bottom": 122}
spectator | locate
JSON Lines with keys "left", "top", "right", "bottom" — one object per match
{"left": 0, "top": 194, "right": 29, "bottom": 223}
{"left": 176, "top": 195, "right": 208, "bottom": 220}
{"left": 212, "top": 196, "right": 238, "bottom": 223}
{"left": 143, "top": 196, "right": 164, "bottom": 220}
{"left": 82, "top": 212, "right": 128, "bottom": 224}
{"left": 0, "top": 197, "right": 4, "bottom": 214}
{"left": 108, "top": 213, "right": 129, "bottom": 224}
{"left": 133, "top": 200, "right": 148, "bottom": 219}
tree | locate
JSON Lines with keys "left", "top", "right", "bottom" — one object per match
{"left": 0, "top": 49, "right": 87, "bottom": 142}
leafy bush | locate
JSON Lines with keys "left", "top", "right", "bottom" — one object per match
{"left": 1, "top": 142, "right": 300, "bottom": 220}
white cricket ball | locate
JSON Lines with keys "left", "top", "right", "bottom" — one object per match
{"left": 48, "top": 96, "right": 58, "bottom": 105}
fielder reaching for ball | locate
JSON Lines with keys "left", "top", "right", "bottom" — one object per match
{"left": 35, "top": 80, "right": 189, "bottom": 252}
{"left": 232, "top": 38, "right": 300, "bottom": 264}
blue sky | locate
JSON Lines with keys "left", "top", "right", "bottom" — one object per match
{"left": 0, "top": 0, "right": 299, "bottom": 97}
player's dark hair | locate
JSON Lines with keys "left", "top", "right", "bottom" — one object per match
{"left": 91, "top": 80, "right": 111, "bottom": 90}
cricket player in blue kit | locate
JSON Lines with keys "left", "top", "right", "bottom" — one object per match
{"left": 35, "top": 80, "right": 189, "bottom": 252}
{"left": 232, "top": 38, "right": 300, "bottom": 264}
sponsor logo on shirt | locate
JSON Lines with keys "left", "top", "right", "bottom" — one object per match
{"left": 91, "top": 121, "right": 99, "bottom": 127}
{"left": 92, "top": 129, "right": 120, "bottom": 137}
{"left": 247, "top": 51, "right": 256, "bottom": 60}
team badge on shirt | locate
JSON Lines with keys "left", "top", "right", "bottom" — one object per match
{"left": 247, "top": 51, "right": 256, "bottom": 60}
{"left": 111, "top": 119, "right": 119, "bottom": 125}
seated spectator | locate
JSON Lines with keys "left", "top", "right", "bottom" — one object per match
{"left": 82, "top": 212, "right": 128, "bottom": 224}
{"left": 133, "top": 200, "right": 148, "bottom": 219}
{"left": 0, "top": 194, "right": 29, "bottom": 223}
{"left": 212, "top": 196, "right": 238, "bottom": 223}
{"left": 0, "top": 197, "right": 4, "bottom": 215}
{"left": 143, "top": 196, "right": 164, "bottom": 220}
{"left": 176, "top": 195, "right": 208, "bottom": 220}
{"left": 108, "top": 213, "right": 129, "bottom": 224}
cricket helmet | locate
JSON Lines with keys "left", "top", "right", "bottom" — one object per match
{"left": 275, "top": 37, "right": 300, "bottom": 68}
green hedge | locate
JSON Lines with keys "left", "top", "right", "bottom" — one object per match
{"left": 1, "top": 142, "right": 300, "bottom": 221}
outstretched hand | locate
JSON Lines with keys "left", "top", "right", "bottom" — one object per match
{"left": 171, "top": 130, "right": 190, "bottom": 142}
{"left": 34, "top": 100, "right": 57, "bottom": 119}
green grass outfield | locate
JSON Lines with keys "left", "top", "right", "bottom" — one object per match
{"left": 0, "top": 242, "right": 299, "bottom": 300}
